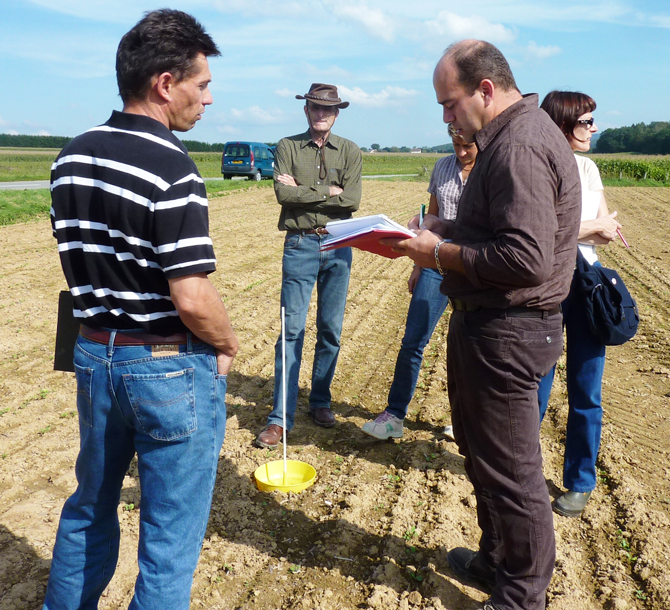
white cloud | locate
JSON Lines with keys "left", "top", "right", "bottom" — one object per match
{"left": 525, "top": 41, "right": 561, "bottom": 59}
{"left": 606, "top": 110, "right": 623, "bottom": 116}
{"left": 7, "top": 130, "right": 20, "bottom": 136}
{"left": 37, "top": 130, "right": 52, "bottom": 136}
{"left": 210, "top": 0, "right": 308, "bottom": 18}
{"left": 338, "top": 85, "right": 418, "bottom": 108}
{"left": 330, "top": 3, "right": 396, "bottom": 42}
{"left": 0, "top": 30, "right": 115, "bottom": 79}
{"left": 645, "top": 13, "right": 670, "bottom": 29}
{"left": 216, "top": 124, "right": 242, "bottom": 136}
{"left": 24, "top": 0, "right": 142, "bottom": 23}
{"left": 275, "top": 88, "right": 294, "bottom": 98}
{"left": 425, "top": 11, "right": 516, "bottom": 44}
{"left": 229, "top": 106, "right": 288, "bottom": 125}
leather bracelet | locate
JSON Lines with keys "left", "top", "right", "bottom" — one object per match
{"left": 434, "top": 241, "right": 446, "bottom": 275}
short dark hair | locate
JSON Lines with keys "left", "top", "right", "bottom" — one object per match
{"left": 540, "top": 91, "right": 596, "bottom": 140}
{"left": 116, "top": 9, "right": 220, "bottom": 103}
{"left": 446, "top": 40, "right": 519, "bottom": 95}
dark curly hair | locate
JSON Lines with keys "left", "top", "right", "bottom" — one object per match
{"left": 116, "top": 9, "right": 220, "bottom": 103}
{"left": 540, "top": 91, "right": 596, "bottom": 141}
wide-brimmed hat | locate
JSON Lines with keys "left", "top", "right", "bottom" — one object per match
{"left": 296, "top": 83, "right": 349, "bottom": 109}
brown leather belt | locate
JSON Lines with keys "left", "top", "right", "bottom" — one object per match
{"left": 80, "top": 325, "right": 201, "bottom": 346}
{"left": 287, "top": 227, "right": 329, "bottom": 235}
{"left": 451, "top": 299, "right": 560, "bottom": 318}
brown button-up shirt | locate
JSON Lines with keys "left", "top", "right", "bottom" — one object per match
{"left": 442, "top": 94, "right": 581, "bottom": 310}
{"left": 274, "top": 131, "right": 362, "bottom": 231}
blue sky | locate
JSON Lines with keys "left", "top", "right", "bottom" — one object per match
{"left": 1, "top": 0, "right": 669, "bottom": 149}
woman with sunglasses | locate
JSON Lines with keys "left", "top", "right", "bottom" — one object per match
{"left": 537, "top": 91, "right": 622, "bottom": 517}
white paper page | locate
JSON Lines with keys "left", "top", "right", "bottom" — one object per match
{"left": 325, "top": 214, "right": 412, "bottom": 238}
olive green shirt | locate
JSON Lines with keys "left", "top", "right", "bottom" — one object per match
{"left": 274, "top": 131, "right": 362, "bottom": 231}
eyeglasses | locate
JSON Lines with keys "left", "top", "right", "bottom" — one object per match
{"left": 576, "top": 118, "right": 595, "bottom": 128}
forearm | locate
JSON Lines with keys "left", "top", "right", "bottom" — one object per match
{"left": 274, "top": 181, "right": 331, "bottom": 207}
{"left": 381, "top": 230, "right": 464, "bottom": 275}
{"left": 169, "top": 274, "right": 238, "bottom": 374}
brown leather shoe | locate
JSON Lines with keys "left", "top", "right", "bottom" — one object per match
{"left": 255, "top": 424, "right": 283, "bottom": 449}
{"left": 310, "top": 407, "right": 335, "bottom": 428}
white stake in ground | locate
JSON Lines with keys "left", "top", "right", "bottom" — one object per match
{"left": 282, "top": 306, "right": 287, "bottom": 483}
{"left": 253, "top": 306, "right": 316, "bottom": 493}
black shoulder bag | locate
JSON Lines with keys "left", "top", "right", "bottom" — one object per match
{"left": 574, "top": 250, "right": 639, "bottom": 346}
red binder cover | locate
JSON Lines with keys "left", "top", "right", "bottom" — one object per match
{"left": 320, "top": 228, "right": 415, "bottom": 259}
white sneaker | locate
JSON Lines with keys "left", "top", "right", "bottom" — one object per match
{"left": 361, "top": 411, "right": 404, "bottom": 439}
{"left": 442, "top": 424, "right": 455, "bottom": 441}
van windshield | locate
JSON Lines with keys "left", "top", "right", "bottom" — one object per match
{"left": 225, "top": 144, "right": 250, "bottom": 157}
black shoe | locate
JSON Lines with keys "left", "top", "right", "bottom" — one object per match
{"left": 552, "top": 490, "right": 592, "bottom": 517}
{"left": 310, "top": 407, "right": 335, "bottom": 428}
{"left": 447, "top": 547, "right": 496, "bottom": 593}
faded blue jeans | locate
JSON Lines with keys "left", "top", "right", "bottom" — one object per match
{"left": 43, "top": 332, "right": 227, "bottom": 610}
{"left": 538, "top": 267, "right": 606, "bottom": 492}
{"left": 387, "top": 267, "right": 449, "bottom": 419}
{"left": 268, "top": 232, "right": 351, "bottom": 431}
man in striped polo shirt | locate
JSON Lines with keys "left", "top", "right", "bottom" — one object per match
{"left": 44, "top": 10, "right": 237, "bottom": 610}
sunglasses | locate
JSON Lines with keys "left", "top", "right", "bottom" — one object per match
{"left": 576, "top": 118, "right": 595, "bottom": 128}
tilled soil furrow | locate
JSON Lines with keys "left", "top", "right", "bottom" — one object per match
{"left": 2, "top": 182, "right": 670, "bottom": 610}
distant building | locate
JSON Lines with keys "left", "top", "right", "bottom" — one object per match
{"left": 411, "top": 148, "right": 422, "bottom": 154}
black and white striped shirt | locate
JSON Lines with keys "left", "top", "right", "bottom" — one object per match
{"left": 427, "top": 154, "right": 466, "bottom": 221}
{"left": 50, "top": 111, "right": 216, "bottom": 334}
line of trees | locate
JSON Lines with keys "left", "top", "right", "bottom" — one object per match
{"left": 0, "top": 134, "right": 72, "bottom": 148}
{"left": 365, "top": 143, "right": 454, "bottom": 153}
{"left": 0, "top": 134, "right": 282, "bottom": 154}
{"left": 595, "top": 121, "right": 670, "bottom": 155}
{"left": 180, "top": 140, "right": 226, "bottom": 152}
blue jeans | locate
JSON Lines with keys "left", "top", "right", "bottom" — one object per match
{"left": 43, "top": 333, "right": 227, "bottom": 610}
{"left": 538, "top": 268, "right": 606, "bottom": 492}
{"left": 387, "top": 268, "right": 449, "bottom": 419}
{"left": 268, "top": 232, "right": 351, "bottom": 431}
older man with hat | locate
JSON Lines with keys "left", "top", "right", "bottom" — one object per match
{"left": 255, "top": 83, "right": 362, "bottom": 449}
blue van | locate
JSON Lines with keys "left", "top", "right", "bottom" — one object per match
{"left": 221, "top": 141, "right": 275, "bottom": 181}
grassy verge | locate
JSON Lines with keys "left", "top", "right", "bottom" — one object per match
{"left": 0, "top": 180, "right": 275, "bottom": 226}
{"left": 602, "top": 178, "right": 670, "bottom": 187}
{"left": 204, "top": 178, "right": 274, "bottom": 197}
{"left": 0, "top": 189, "right": 51, "bottom": 225}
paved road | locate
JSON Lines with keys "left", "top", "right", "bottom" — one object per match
{"left": 0, "top": 174, "right": 418, "bottom": 191}
{"left": 0, "top": 180, "right": 50, "bottom": 190}
{"left": 0, "top": 177, "right": 245, "bottom": 190}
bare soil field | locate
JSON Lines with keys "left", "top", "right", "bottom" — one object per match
{"left": 1, "top": 182, "right": 669, "bottom": 610}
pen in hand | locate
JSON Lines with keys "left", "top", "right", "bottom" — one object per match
{"left": 616, "top": 228, "right": 629, "bottom": 249}
{"left": 419, "top": 204, "right": 426, "bottom": 228}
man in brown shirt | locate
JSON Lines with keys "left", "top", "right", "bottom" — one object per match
{"left": 385, "top": 41, "right": 581, "bottom": 610}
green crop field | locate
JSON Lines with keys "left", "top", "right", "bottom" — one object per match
{"left": 2, "top": 149, "right": 669, "bottom": 226}
{"left": 0, "top": 148, "right": 442, "bottom": 182}
{"left": 0, "top": 150, "right": 59, "bottom": 181}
